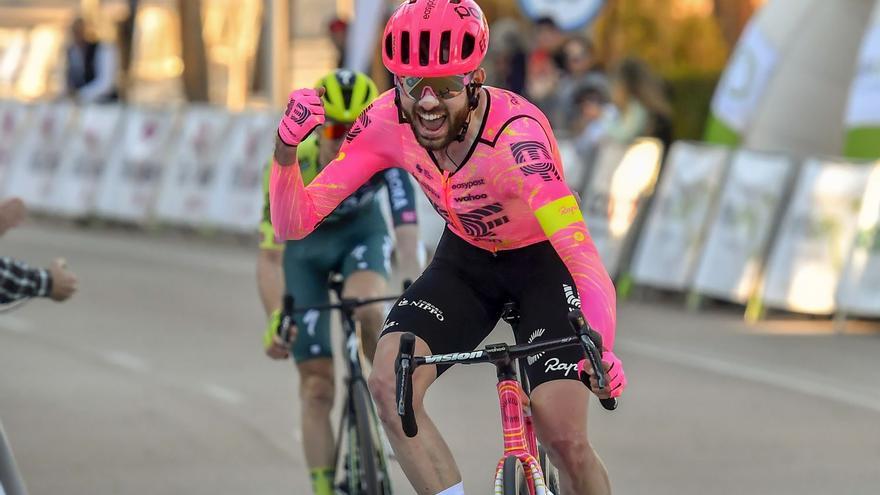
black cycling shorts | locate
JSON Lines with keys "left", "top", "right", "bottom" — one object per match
{"left": 382, "top": 228, "right": 588, "bottom": 391}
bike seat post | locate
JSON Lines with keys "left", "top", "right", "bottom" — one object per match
{"left": 500, "top": 302, "right": 520, "bottom": 330}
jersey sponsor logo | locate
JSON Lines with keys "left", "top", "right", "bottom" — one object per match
{"left": 544, "top": 357, "right": 578, "bottom": 377}
{"left": 511, "top": 141, "right": 560, "bottom": 182}
{"left": 383, "top": 320, "right": 399, "bottom": 332}
{"left": 454, "top": 193, "right": 488, "bottom": 203}
{"left": 457, "top": 203, "right": 510, "bottom": 239}
{"left": 559, "top": 205, "right": 579, "bottom": 217}
{"left": 520, "top": 161, "right": 560, "bottom": 182}
{"left": 415, "top": 163, "right": 433, "bottom": 180}
{"left": 511, "top": 140, "right": 552, "bottom": 163}
{"left": 425, "top": 350, "right": 484, "bottom": 364}
{"left": 451, "top": 178, "right": 485, "bottom": 190}
{"left": 398, "top": 298, "right": 445, "bottom": 321}
{"left": 435, "top": 203, "right": 509, "bottom": 242}
{"left": 344, "top": 107, "right": 372, "bottom": 143}
{"left": 527, "top": 328, "right": 547, "bottom": 365}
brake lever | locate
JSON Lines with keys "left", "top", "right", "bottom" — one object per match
{"left": 278, "top": 295, "right": 295, "bottom": 343}
{"left": 568, "top": 310, "right": 618, "bottom": 411}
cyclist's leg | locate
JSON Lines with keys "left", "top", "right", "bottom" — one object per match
{"left": 368, "top": 232, "right": 504, "bottom": 494}
{"left": 340, "top": 232, "right": 392, "bottom": 361}
{"left": 509, "top": 243, "right": 611, "bottom": 495}
{"left": 284, "top": 247, "right": 337, "bottom": 495}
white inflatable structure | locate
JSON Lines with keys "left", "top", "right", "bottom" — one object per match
{"left": 706, "top": 0, "right": 879, "bottom": 159}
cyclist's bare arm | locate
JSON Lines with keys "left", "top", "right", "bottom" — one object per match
{"left": 498, "top": 116, "right": 617, "bottom": 350}
{"left": 269, "top": 102, "right": 397, "bottom": 241}
{"left": 257, "top": 248, "right": 283, "bottom": 316}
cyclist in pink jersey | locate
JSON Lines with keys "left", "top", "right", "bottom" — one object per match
{"left": 271, "top": 1, "right": 626, "bottom": 494}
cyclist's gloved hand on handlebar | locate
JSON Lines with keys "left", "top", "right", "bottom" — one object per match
{"left": 577, "top": 351, "right": 626, "bottom": 399}
{"left": 277, "top": 88, "right": 326, "bottom": 147}
{"left": 262, "top": 309, "right": 296, "bottom": 360}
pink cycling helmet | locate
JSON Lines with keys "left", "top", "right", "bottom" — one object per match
{"left": 382, "top": 0, "right": 490, "bottom": 77}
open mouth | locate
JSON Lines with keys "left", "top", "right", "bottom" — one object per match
{"left": 416, "top": 111, "right": 447, "bottom": 139}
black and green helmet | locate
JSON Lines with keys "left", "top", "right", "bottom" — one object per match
{"left": 315, "top": 69, "right": 379, "bottom": 123}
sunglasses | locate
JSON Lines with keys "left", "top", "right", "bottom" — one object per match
{"left": 321, "top": 122, "right": 353, "bottom": 140}
{"left": 397, "top": 73, "right": 474, "bottom": 101}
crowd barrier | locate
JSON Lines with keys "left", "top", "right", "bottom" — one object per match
{"left": 2, "top": 100, "right": 880, "bottom": 323}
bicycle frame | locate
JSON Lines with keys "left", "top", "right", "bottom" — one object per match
{"left": 492, "top": 366, "right": 550, "bottom": 495}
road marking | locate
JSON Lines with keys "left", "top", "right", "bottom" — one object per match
{"left": 101, "top": 350, "right": 150, "bottom": 373}
{"left": 204, "top": 384, "right": 244, "bottom": 405}
{"left": 618, "top": 340, "right": 880, "bottom": 414}
{"left": 0, "top": 315, "right": 33, "bottom": 334}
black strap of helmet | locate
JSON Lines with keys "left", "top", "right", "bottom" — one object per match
{"left": 454, "top": 81, "right": 482, "bottom": 142}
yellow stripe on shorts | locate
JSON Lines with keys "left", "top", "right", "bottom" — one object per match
{"left": 535, "top": 195, "right": 584, "bottom": 237}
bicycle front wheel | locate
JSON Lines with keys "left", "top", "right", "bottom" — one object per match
{"left": 538, "top": 446, "right": 560, "bottom": 494}
{"left": 500, "top": 456, "right": 529, "bottom": 495}
{"left": 350, "top": 378, "right": 392, "bottom": 495}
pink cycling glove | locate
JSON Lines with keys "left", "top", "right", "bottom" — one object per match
{"left": 577, "top": 350, "right": 626, "bottom": 399}
{"left": 277, "top": 88, "right": 325, "bottom": 147}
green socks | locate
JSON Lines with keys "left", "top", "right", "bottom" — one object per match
{"left": 309, "top": 467, "right": 335, "bottom": 495}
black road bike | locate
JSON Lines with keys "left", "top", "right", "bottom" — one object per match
{"left": 279, "top": 276, "right": 408, "bottom": 495}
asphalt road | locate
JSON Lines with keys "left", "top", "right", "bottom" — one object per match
{"left": 1, "top": 221, "right": 879, "bottom": 495}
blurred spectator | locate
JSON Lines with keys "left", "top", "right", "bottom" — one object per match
{"left": 571, "top": 84, "right": 617, "bottom": 164}
{"left": 551, "top": 36, "right": 608, "bottom": 130}
{"left": 605, "top": 57, "right": 673, "bottom": 150}
{"left": 485, "top": 18, "right": 527, "bottom": 94}
{"left": 65, "top": 17, "right": 119, "bottom": 103}
{"left": 328, "top": 17, "right": 348, "bottom": 68}
{"left": 0, "top": 198, "right": 78, "bottom": 304}
{"left": 0, "top": 197, "right": 25, "bottom": 236}
{"left": 526, "top": 17, "right": 567, "bottom": 117}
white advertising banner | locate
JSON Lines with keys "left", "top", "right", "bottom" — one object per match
{"left": 631, "top": 142, "right": 730, "bottom": 290}
{"left": 3, "top": 102, "right": 75, "bottom": 210}
{"left": 208, "top": 112, "right": 276, "bottom": 232}
{"left": 710, "top": 22, "right": 778, "bottom": 133}
{"left": 761, "top": 159, "right": 871, "bottom": 315}
{"left": 48, "top": 105, "right": 123, "bottom": 216}
{"left": 0, "top": 101, "right": 31, "bottom": 190}
{"left": 582, "top": 139, "right": 663, "bottom": 276}
{"left": 835, "top": 162, "right": 880, "bottom": 316}
{"left": 96, "top": 108, "right": 178, "bottom": 222}
{"left": 155, "top": 107, "right": 233, "bottom": 226}
{"left": 692, "top": 150, "right": 795, "bottom": 303}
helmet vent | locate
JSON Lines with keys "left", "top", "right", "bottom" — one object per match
{"left": 419, "top": 31, "right": 431, "bottom": 66}
{"left": 462, "top": 33, "right": 475, "bottom": 60}
{"left": 341, "top": 88, "right": 353, "bottom": 110}
{"left": 385, "top": 33, "right": 393, "bottom": 60}
{"left": 440, "top": 31, "right": 451, "bottom": 64}
{"left": 401, "top": 31, "right": 411, "bottom": 65}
